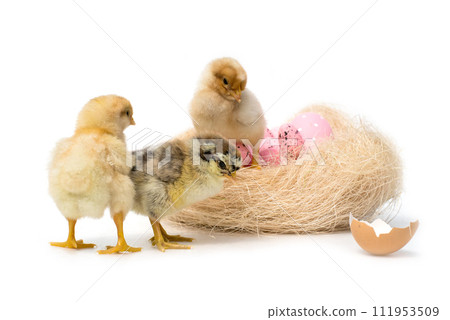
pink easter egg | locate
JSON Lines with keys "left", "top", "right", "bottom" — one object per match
{"left": 258, "top": 138, "right": 280, "bottom": 165}
{"left": 267, "top": 126, "right": 280, "bottom": 139}
{"left": 278, "top": 123, "right": 304, "bottom": 157}
{"left": 264, "top": 127, "right": 275, "bottom": 139}
{"left": 236, "top": 142, "right": 253, "bottom": 166}
{"left": 291, "top": 112, "right": 332, "bottom": 142}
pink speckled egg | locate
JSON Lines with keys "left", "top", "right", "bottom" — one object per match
{"left": 291, "top": 112, "right": 332, "bottom": 142}
{"left": 258, "top": 138, "right": 281, "bottom": 165}
{"left": 236, "top": 142, "right": 253, "bottom": 166}
{"left": 265, "top": 126, "right": 280, "bottom": 139}
{"left": 264, "top": 127, "right": 276, "bottom": 139}
{"left": 278, "top": 123, "right": 304, "bottom": 157}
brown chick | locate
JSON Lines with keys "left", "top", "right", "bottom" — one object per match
{"left": 49, "top": 95, "right": 141, "bottom": 254}
{"left": 189, "top": 57, "right": 267, "bottom": 147}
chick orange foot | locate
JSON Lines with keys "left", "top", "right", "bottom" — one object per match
{"left": 97, "top": 212, "right": 141, "bottom": 254}
{"left": 150, "top": 235, "right": 194, "bottom": 244}
{"left": 149, "top": 222, "right": 194, "bottom": 244}
{"left": 97, "top": 241, "right": 141, "bottom": 254}
{"left": 153, "top": 240, "right": 191, "bottom": 252}
{"left": 50, "top": 219, "right": 96, "bottom": 249}
{"left": 150, "top": 218, "right": 192, "bottom": 252}
{"left": 50, "top": 239, "right": 95, "bottom": 249}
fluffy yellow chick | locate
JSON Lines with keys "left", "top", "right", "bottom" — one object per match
{"left": 49, "top": 95, "right": 141, "bottom": 254}
{"left": 130, "top": 134, "right": 241, "bottom": 252}
{"left": 189, "top": 57, "right": 267, "bottom": 147}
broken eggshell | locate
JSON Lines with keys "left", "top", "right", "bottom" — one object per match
{"left": 349, "top": 214, "right": 419, "bottom": 255}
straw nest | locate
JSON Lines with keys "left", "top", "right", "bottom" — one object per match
{"left": 170, "top": 105, "right": 402, "bottom": 234}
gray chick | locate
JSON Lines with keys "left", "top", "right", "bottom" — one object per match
{"left": 130, "top": 133, "right": 241, "bottom": 251}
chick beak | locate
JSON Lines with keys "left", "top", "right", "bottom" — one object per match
{"left": 130, "top": 116, "right": 136, "bottom": 125}
{"left": 225, "top": 171, "right": 236, "bottom": 181}
{"left": 231, "top": 88, "right": 242, "bottom": 103}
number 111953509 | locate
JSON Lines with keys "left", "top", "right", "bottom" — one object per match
{"left": 372, "top": 306, "right": 439, "bottom": 317}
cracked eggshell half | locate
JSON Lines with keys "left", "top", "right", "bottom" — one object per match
{"left": 349, "top": 214, "right": 419, "bottom": 255}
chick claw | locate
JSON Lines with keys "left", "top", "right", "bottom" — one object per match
{"left": 151, "top": 222, "right": 194, "bottom": 243}
{"left": 149, "top": 234, "right": 194, "bottom": 244}
{"left": 149, "top": 219, "right": 193, "bottom": 252}
{"left": 97, "top": 242, "right": 141, "bottom": 254}
{"left": 50, "top": 239, "right": 95, "bottom": 249}
{"left": 153, "top": 240, "right": 191, "bottom": 252}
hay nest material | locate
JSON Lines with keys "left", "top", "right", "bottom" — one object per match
{"left": 170, "top": 105, "right": 402, "bottom": 234}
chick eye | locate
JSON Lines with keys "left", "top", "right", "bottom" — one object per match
{"left": 223, "top": 78, "right": 228, "bottom": 85}
{"left": 126, "top": 110, "right": 130, "bottom": 117}
{"left": 218, "top": 160, "right": 227, "bottom": 170}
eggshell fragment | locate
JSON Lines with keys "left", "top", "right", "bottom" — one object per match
{"left": 349, "top": 214, "right": 419, "bottom": 255}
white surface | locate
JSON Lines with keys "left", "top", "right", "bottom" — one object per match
{"left": 1, "top": 1, "right": 449, "bottom": 319}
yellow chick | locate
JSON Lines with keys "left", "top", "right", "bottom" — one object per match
{"left": 189, "top": 57, "right": 267, "bottom": 147}
{"left": 49, "top": 95, "right": 141, "bottom": 254}
{"left": 130, "top": 134, "right": 241, "bottom": 252}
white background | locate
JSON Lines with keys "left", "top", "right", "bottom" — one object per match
{"left": 0, "top": 1, "right": 449, "bottom": 319}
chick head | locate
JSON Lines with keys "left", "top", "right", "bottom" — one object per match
{"left": 205, "top": 57, "right": 247, "bottom": 103}
{"left": 194, "top": 134, "right": 242, "bottom": 179}
{"left": 76, "top": 95, "right": 135, "bottom": 135}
